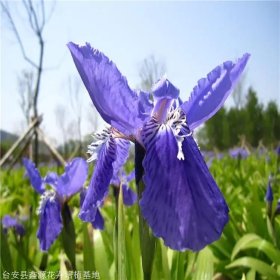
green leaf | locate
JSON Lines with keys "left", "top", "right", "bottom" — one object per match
{"left": 117, "top": 185, "right": 126, "bottom": 280}
{"left": 193, "top": 247, "right": 214, "bottom": 280}
{"left": 83, "top": 223, "right": 95, "bottom": 271}
{"left": 231, "top": 233, "right": 280, "bottom": 265}
{"left": 226, "top": 257, "right": 280, "bottom": 280}
{"left": 231, "top": 234, "right": 260, "bottom": 260}
{"left": 174, "top": 251, "right": 185, "bottom": 280}
{"left": 61, "top": 203, "right": 76, "bottom": 270}
{"left": 0, "top": 227, "right": 14, "bottom": 272}
{"left": 94, "top": 231, "right": 110, "bottom": 280}
{"left": 138, "top": 179, "right": 156, "bottom": 280}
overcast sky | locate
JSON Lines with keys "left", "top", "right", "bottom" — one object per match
{"left": 1, "top": 1, "right": 279, "bottom": 144}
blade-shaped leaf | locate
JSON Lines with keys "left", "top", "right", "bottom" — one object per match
{"left": 231, "top": 233, "right": 280, "bottom": 265}
{"left": 193, "top": 247, "right": 214, "bottom": 280}
{"left": 226, "top": 257, "right": 280, "bottom": 280}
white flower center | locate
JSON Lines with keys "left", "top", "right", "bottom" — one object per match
{"left": 166, "top": 108, "right": 192, "bottom": 160}
{"left": 87, "top": 126, "right": 111, "bottom": 162}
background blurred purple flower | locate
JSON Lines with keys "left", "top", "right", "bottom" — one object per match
{"left": 23, "top": 157, "right": 88, "bottom": 251}
{"left": 111, "top": 169, "right": 137, "bottom": 206}
{"left": 265, "top": 176, "right": 273, "bottom": 203}
{"left": 68, "top": 42, "right": 249, "bottom": 251}
{"left": 1, "top": 215, "right": 25, "bottom": 236}
{"left": 229, "top": 147, "right": 250, "bottom": 159}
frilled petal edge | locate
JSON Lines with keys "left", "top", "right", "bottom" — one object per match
{"left": 181, "top": 53, "right": 250, "bottom": 130}
{"left": 79, "top": 137, "right": 116, "bottom": 222}
{"left": 140, "top": 120, "right": 229, "bottom": 251}
{"left": 37, "top": 193, "right": 63, "bottom": 251}
{"left": 67, "top": 42, "right": 151, "bottom": 135}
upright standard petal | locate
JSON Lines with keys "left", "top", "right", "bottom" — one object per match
{"left": 56, "top": 158, "right": 88, "bottom": 198}
{"left": 23, "top": 158, "right": 45, "bottom": 194}
{"left": 140, "top": 119, "right": 229, "bottom": 251}
{"left": 152, "top": 78, "right": 180, "bottom": 123}
{"left": 181, "top": 53, "right": 250, "bottom": 130}
{"left": 37, "top": 192, "right": 63, "bottom": 251}
{"left": 44, "top": 172, "right": 59, "bottom": 190}
{"left": 67, "top": 42, "right": 151, "bottom": 135}
{"left": 79, "top": 137, "right": 116, "bottom": 222}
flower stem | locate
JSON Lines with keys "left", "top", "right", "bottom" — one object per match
{"left": 135, "top": 142, "right": 156, "bottom": 280}
{"left": 61, "top": 203, "right": 76, "bottom": 271}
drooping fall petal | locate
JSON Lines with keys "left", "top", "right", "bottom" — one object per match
{"left": 140, "top": 119, "right": 229, "bottom": 251}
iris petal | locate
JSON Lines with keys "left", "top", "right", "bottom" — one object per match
{"left": 80, "top": 189, "right": 104, "bottom": 230}
{"left": 140, "top": 120, "right": 229, "bottom": 251}
{"left": 79, "top": 137, "right": 116, "bottom": 222}
{"left": 112, "top": 139, "right": 130, "bottom": 178}
{"left": 44, "top": 172, "right": 59, "bottom": 190}
{"left": 181, "top": 53, "right": 250, "bottom": 130}
{"left": 56, "top": 158, "right": 88, "bottom": 198}
{"left": 67, "top": 42, "right": 151, "bottom": 135}
{"left": 92, "top": 209, "right": 104, "bottom": 230}
{"left": 23, "top": 158, "right": 45, "bottom": 194}
{"left": 122, "top": 184, "right": 137, "bottom": 206}
{"left": 152, "top": 78, "right": 180, "bottom": 123}
{"left": 37, "top": 193, "right": 63, "bottom": 251}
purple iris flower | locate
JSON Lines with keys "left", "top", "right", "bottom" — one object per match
{"left": 265, "top": 177, "right": 273, "bottom": 203}
{"left": 80, "top": 188, "right": 104, "bottom": 230}
{"left": 68, "top": 42, "right": 249, "bottom": 251}
{"left": 111, "top": 169, "right": 137, "bottom": 206}
{"left": 229, "top": 147, "right": 249, "bottom": 159}
{"left": 1, "top": 215, "right": 25, "bottom": 236}
{"left": 23, "top": 157, "right": 88, "bottom": 251}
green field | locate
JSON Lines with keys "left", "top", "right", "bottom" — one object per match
{"left": 1, "top": 152, "right": 280, "bottom": 280}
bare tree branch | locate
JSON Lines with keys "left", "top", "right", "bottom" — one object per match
{"left": 2, "top": 0, "right": 54, "bottom": 165}
{"left": 1, "top": 1, "right": 38, "bottom": 68}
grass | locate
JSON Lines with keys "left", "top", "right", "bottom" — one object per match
{"left": 0, "top": 152, "right": 279, "bottom": 279}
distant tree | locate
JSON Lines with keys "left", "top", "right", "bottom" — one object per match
{"left": 17, "top": 70, "right": 34, "bottom": 126}
{"left": 68, "top": 76, "right": 83, "bottom": 153}
{"left": 197, "top": 86, "right": 279, "bottom": 150}
{"left": 55, "top": 105, "right": 68, "bottom": 156}
{"left": 232, "top": 75, "right": 246, "bottom": 109}
{"left": 204, "top": 108, "right": 229, "bottom": 150}
{"left": 87, "top": 104, "right": 100, "bottom": 132}
{"left": 139, "top": 54, "right": 166, "bottom": 91}
{"left": 263, "top": 101, "right": 280, "bottom": 145}
{"left": 1, "top": 0, "right": 55, "bottom": 165}
{"left": 245, "top": 88, "right": 264, "bottom": 147}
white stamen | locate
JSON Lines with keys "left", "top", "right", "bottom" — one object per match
{"left": 37, "top": 190, "right": 56, "bottom": 215}
{"left": 87, "top": 126, "right": 111, "bottom": 162}
{"left": 166, "top": 108, "right": 192, "bottom": 160}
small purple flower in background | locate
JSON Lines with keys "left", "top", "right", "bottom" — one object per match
{"left": 275, "top": 145, "right": 280, "bottom": 156}
{"left": 229, "top": 147, "right": 250, "bottom": 159}
{"left": 1, "top": 215, "right": 25, "bottom": 236}
{"left": 23, "top": 157, "right": 88, "bottom": 251}
{"left": 275, "top": 199, "right": 280, "bottom": 216}
{"left": 265, "top": 176, "right": 273, "bottom": 203}
{"left": 68, "top": 42, "right": 249, "bottom": 251}
{"left": 111, "top": 169, "right": 137, "bottom": 206}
